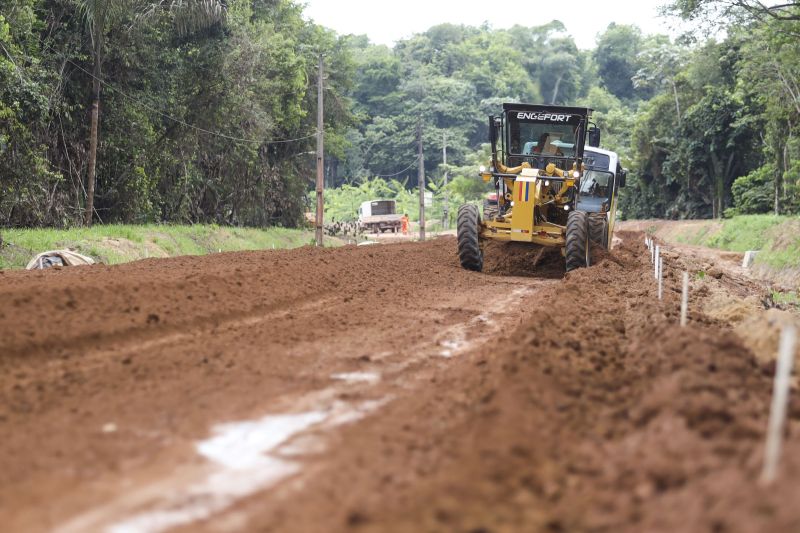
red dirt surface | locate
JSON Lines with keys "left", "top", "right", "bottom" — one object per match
{"left": 1, "top": 232, "right": 799, "bottom": 532}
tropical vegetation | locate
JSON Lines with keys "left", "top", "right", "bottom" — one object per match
{"left": 1, "top": 0, "right": 799, "bottom": 228}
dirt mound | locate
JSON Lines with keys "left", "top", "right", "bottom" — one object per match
{"left": 241, "top": 232, "right": 800, "bottom": 533}
{"left": 735, "top": 308, "right": 800, "bottom": 368}
{"left": 704, "top": 291, "right": 763, "bottom": 324}
{"left": 482, "top": 241, "right": 565, "bottom": 278}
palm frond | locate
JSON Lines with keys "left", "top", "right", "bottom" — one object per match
{"left": 135, "top": 0, "right": 227, "bottom": 35}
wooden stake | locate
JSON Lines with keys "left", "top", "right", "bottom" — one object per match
{"left": 680, "top": 272, "right": 689, "bottom": 326}
{"left": 760, "top": 325, "right": 797, "bottom": 484}
{"left": 658, "top": 256, "right": 664, "bottom": 300}
{"left": 654, "top": 245, "right": 660, "bottom": 279}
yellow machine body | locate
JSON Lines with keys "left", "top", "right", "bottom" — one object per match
{"left": 480, "top": 166, "right": 576, "bottom": 248}
{"left": 456, "top": 103, "right": 626, "bottom": 274}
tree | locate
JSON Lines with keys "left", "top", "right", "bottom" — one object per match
{"left": 734, "top": 21, "right": 800, "bottom": 213}
{"left": 633, "top": 40, "right": 687, "bottom": 126}
{"left": 729, "top": 164, "right": 776, "bottom": 215}
{"left": 668, "top": 0, "right": 800, "bottom": 23}
{"left": 593, "top": 24, "right": 645, "bottom": 101}
{"left": 78, "top": 0, "right": 225, "bottom": 226}
{"left": 539, "top": 37, "right": 581, "bottom": 104}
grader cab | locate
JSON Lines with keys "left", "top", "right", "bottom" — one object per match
{"left": 456, "top": 103, "right": 625, "bottom": 272}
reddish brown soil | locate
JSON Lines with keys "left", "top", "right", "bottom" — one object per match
{"left": 1, "top": 232, "right": 798, "bottom": 532}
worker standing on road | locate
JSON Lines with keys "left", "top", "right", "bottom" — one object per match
{"left": 401, "top": 213, "right": 410, "bottom": 235}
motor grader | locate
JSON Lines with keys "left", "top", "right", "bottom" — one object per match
{"left": 456, "top": 103, "right": 626, "bottom": 272}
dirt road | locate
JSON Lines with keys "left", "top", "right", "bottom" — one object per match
{"left": 1, "top": 233, "right": 799, "bottom": 532}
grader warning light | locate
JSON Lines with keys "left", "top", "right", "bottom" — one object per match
{"left": 456, "top": 103, "right": 626, "bottom": 273}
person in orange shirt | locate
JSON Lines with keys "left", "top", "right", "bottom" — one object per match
{"left": 400, "top": 213, "right": 410, "bottom": 235}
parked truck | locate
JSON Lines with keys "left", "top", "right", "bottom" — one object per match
{"left": 358, "top": 200, "right": 402, "bottom": 234}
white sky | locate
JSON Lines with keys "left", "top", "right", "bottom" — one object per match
{"left": 302, "top": 0, "right": 686, "bottom": 49}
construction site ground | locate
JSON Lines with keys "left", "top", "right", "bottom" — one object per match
{"left": 2, "top": 230, "right": 800, "bottom": 532}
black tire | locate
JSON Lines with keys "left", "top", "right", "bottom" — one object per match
{"left": 565, "top": 210, "right": 590, "bottom": 272}
{"left": 588, "top": 213, "right": 609, "bottom": 249}
{"left": 457, "top": 204, "right": 483, "bottom": 272}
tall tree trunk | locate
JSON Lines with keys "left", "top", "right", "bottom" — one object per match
{"left": 670, "top": 79, "right": 681, "bottom": 128}
{"left": 710, "top": 151, "right": 723, "bottom": 219}
{"left": 722, "top": 151, "right": 736, "bottom": 214}
{"left": 84, "top": 47, "right": 101, "bottom": 226}
{"left": 550, "top": 74, "right": 563, "bottom": 104}
{"left": 783, "top": 124, "right": 793, "bottom": 212}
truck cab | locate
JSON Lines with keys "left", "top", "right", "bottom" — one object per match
{"left": 578, "top": 146, "right": 627, "bottom": 249}
{"left": 578, "top": 147, "right": 625, "bottom": 213}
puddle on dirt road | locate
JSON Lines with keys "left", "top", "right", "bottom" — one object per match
{"left": 106, "top": 412, "right": 326, "bottom": 533}
{"left": 439, "top": 338, "right": 465, "bottom": 358}
{"left": 331, "top": 372, "right": 380, "bottom": 384}
{"left": 60, "top": 285, "right": 540, "bottom": 533}
{"left": 59, "top": 400, "right": 386, "bottom": 533}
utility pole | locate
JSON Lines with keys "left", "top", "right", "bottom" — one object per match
{"left": 417, "top": 118, "right": 425, "bottom": 241}
{"left": 315, "top": 53, "right": 325, "bottom": 247}
{"left": 442, "top": 131, "right": 449, "bottom": 230}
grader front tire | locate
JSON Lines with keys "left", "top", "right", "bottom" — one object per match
{"left": 457, "top": 204, "right": 483, "bottom": 272}
{"left": 565, "top": 210, "right": 590, "bottom": 272}
{"left": 588, "top": 213, "right": 609, "bottom": 249}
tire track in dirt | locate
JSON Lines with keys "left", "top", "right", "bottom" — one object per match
{"left": 54, "top": 285, "right": 538, "bottom": 533}
{"left": 185, "top": 231, "right": 800, "bottom": 533}
{"left": 0, "top": 238, "right": 554, "bottom": 532}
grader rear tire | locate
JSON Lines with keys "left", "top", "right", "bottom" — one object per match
{"left": 565, "top": 210, "right": 590, "bottom": 272}
{"left": 588, "top": 213, "right": 609, "bottom": 249}
{"left": 457, "top": 204, "right": 483, "bottom": 272}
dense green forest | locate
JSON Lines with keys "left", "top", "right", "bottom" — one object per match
{"left": 1, "top": 0, "right": 799, "bottom": 228}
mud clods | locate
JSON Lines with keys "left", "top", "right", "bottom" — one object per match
{"left": 482, "top": 241, "right": 565, "bottom": 278}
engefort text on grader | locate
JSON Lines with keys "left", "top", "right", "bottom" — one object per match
{"left": 456, "top": 103, "right": 626, "bottom": 272}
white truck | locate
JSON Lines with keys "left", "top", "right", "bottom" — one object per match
{"left": 358, "top": 200, "right": 402, "bottom": 234}
{"left": 577, "top": 146, "right": 627, "bottom": 248}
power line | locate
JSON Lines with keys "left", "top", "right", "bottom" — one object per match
{"left": 65, "top": 59, "right": 316, "bottom": 145}
{"left": 372, "top": 156, "right": 421, "bottom": 178}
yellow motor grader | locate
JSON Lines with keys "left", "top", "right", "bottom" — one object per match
{"left": 456, "top": 103, "right": 626, "bottom": 272}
